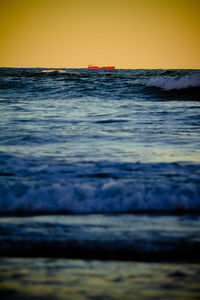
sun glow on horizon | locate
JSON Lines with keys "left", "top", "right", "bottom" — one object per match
{"left": 0, "top": 0, "right": 199, "bottom": 69}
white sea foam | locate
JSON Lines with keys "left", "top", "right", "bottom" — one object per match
{"left": 41, "top": 69, "right": 77, "bottom": 74}
{"left": 147, "top": 73, "right": 200, "bottom": 91}
{"left": 0, "top": 156, "right": 200, "bottom": 214}
{"left": 0, "top": 177, "right": 200, "bottom": 213}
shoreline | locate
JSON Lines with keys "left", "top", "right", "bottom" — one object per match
{"left": 0, "top": 210, "right": 200, "bottom": 217}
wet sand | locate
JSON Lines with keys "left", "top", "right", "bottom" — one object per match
{"left": 0, "top": 258, "right": 200, "bottom": 300}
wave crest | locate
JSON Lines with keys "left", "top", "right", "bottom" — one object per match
{"left": 0, "top": 156, "right": 200, "bottom": 215}
{"left": 146, "top": 73, "right": 200, "bottom": 91}
{"left": 1, "top": 171, "right": 200, "bottom": 214}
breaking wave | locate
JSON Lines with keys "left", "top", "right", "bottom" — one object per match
{"left": 146, "top": 73, "right": 200, "bottom": 91}
{"left": 1, "top": 181, "right": 199, "bottom": 214}
{"left": 0, "top": 158, "right": 200, "bottom": 215}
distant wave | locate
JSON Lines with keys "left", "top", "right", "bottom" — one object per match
{"left": 1, "top": 68, "right": 199, "bottom": 101}
{"left": 42, "top": 69, "right": 68, "bottom": 74}
{"left": 146, "top": 73, "right": 200, "bottom": 91}
{"left": 41, "top": 69, "right": 78, "bottom": 74}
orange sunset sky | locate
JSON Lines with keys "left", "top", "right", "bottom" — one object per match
{"left": 0, "top": 0, "right": 199, "bottom": 69}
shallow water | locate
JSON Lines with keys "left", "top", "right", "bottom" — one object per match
{"left": 0, "top": 214, "right": 200, "bottom": 262}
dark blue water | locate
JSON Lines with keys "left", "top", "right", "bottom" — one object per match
{"left": 0, "top": 68, "right": 200, "bottom": 261}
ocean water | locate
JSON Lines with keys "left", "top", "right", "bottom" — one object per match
{"left": 0, "top": 68, "right": 200, "bottom": 298}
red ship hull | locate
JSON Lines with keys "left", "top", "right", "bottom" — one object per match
{"left": 88, "top": 66, "right": 115, "bottom": 69}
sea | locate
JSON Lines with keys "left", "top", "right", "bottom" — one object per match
{"left": 0, "top": 68, "right": 200, "bottom": 299}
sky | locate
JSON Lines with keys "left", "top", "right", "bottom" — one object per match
{"left": 0, "top": 0, "right": 199, "bottom": 69}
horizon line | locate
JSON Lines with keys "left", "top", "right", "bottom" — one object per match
{"left": 0, "top": 66, "right": 200, "bottom": 70}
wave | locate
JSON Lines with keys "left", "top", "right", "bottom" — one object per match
{"left": 0, "top": 158, "right": 200, "bottom": 215}
{"left": 146, "top": 73, "right": 200, "bottom": 91}
{"left": 0, "top": 214, "right": 200, "bottom": 261}
{"left": 41, "top": 69, "right": 79, "bottom": 75}
{"left": 1, "top": 181, "right": 199, "bottom": 214}
{"left": 1, "top": 68, "right": 199, "bottom": 101}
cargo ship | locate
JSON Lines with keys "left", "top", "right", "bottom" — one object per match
{"left": 88, "top": 65, "right": 115, "bottom": 69}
